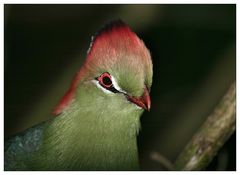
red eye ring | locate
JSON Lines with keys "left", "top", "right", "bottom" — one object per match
{"left": 97, "top": 72, "right": 113, "bottom": 88}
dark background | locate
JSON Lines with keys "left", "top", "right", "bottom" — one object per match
{"left": 4, "top": 4, "right": 236, "bottom": 170}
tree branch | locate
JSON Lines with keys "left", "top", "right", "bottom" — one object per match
{"left": 174, "top": 81, "right": 236, "bottom": 170}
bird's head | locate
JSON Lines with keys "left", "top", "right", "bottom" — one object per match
{"left": 53, "top": 20, "right": 153, "bottom": 121}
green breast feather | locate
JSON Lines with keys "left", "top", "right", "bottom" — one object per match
{"left": 5, "top": 19, "right": 152, "bottom": 171}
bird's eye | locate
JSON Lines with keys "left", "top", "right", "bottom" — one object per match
{"left": 97, "top": 72, "right": 113, "bottom": 88}
{"left": 96, "top": 72, "right": 120, "bottom": 93}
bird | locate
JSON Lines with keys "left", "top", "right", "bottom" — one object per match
{"left": 4, "top": 19, "right": 153, "bottom": 170}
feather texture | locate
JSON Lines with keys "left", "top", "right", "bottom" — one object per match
{"left": 5, "top": 19, "right": 153, "bottom": 170}
{"left": 4, "top": 122, "right": 47, "bottom": 170}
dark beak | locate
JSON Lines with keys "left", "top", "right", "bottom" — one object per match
{"left": 126, "top": 87, "right": 151, "bottom": 111}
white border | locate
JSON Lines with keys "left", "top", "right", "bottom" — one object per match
{"left": 1, "top": 2, "right": 238, "bottom": 174}
{"left": 1, "top": 1, "right": 238, "bottom": 4}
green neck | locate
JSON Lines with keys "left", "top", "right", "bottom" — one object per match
{"left": 34, "top": 82, "right": 143, "bottom": 170}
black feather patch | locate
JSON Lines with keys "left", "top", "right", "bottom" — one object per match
{"left": 87, "top": 19, "right": 129, "bottom": 54}
{"left": 93, "top": 19, "right": 128, "bottom": 41}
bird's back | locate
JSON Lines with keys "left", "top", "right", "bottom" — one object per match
{"left": 4, "top": 122, "right": 47, "bottom": 170}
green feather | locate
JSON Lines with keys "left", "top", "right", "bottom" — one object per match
{"left": 32, "top": 81, "right": 143, "bottom": 170}
{"left": 5, "top": 20, "right": 153, "bottom": 170}
{"left": 5, "top": 80, "right": 144, "bottom": 170}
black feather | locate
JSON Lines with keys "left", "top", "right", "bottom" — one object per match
{"left": 93, "top": 19, "right": 128, "bottom": 42}
{"left": 87, "top": 19, "right": 129, "bottom": 54}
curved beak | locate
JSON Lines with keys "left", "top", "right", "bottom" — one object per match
{"left": 126, "top": 87, "right": 151, "bottom": 111}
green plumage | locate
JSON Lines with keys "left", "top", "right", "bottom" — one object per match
{"left": 5, "top": 81, "right": 142, "bottom": 170}
{"left": 5, "top": 20, "right": 153, "bottom": 170}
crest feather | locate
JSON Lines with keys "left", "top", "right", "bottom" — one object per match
{"left": 52, "top": 19, "right": 151, "bottom": 116}
{"left": 87, "top": 19, "right": 130, "bottom": 54}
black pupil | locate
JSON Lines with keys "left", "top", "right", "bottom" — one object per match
{"left": 102, "top": 76, "right": 112, "bottom": 86}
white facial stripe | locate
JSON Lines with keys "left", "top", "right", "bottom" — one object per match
{"left": 111, "top": 76, "right": 127, "bottom": 94}
{"left": 92, "top": 80, "right": 113, "bottom": 94}
{"left": 92, "top": 75, "right": 143, "bottom": 110}
{"left": 92, "top": 74, "right": 126, "bottom": 95}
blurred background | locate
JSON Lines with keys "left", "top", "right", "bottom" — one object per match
{"left": 4, "top": 4, "right": 236, "bottom": 170}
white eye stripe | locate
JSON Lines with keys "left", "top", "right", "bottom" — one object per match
{"left": 92, "top": 79, "right": 113, "bottom": 94}
{"left": 92, "top": 74, "right": 126, "bottom": 94}
{"left": 110, "top": 75, "right": 127, "bottom": 94}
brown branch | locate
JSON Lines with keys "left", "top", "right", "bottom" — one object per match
{"left": 174, "top": 82, "right": 236, "bottom": 170}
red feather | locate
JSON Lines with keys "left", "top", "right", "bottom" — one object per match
{"left": 52, "top": 20, "right": 148, "bottom": 115}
